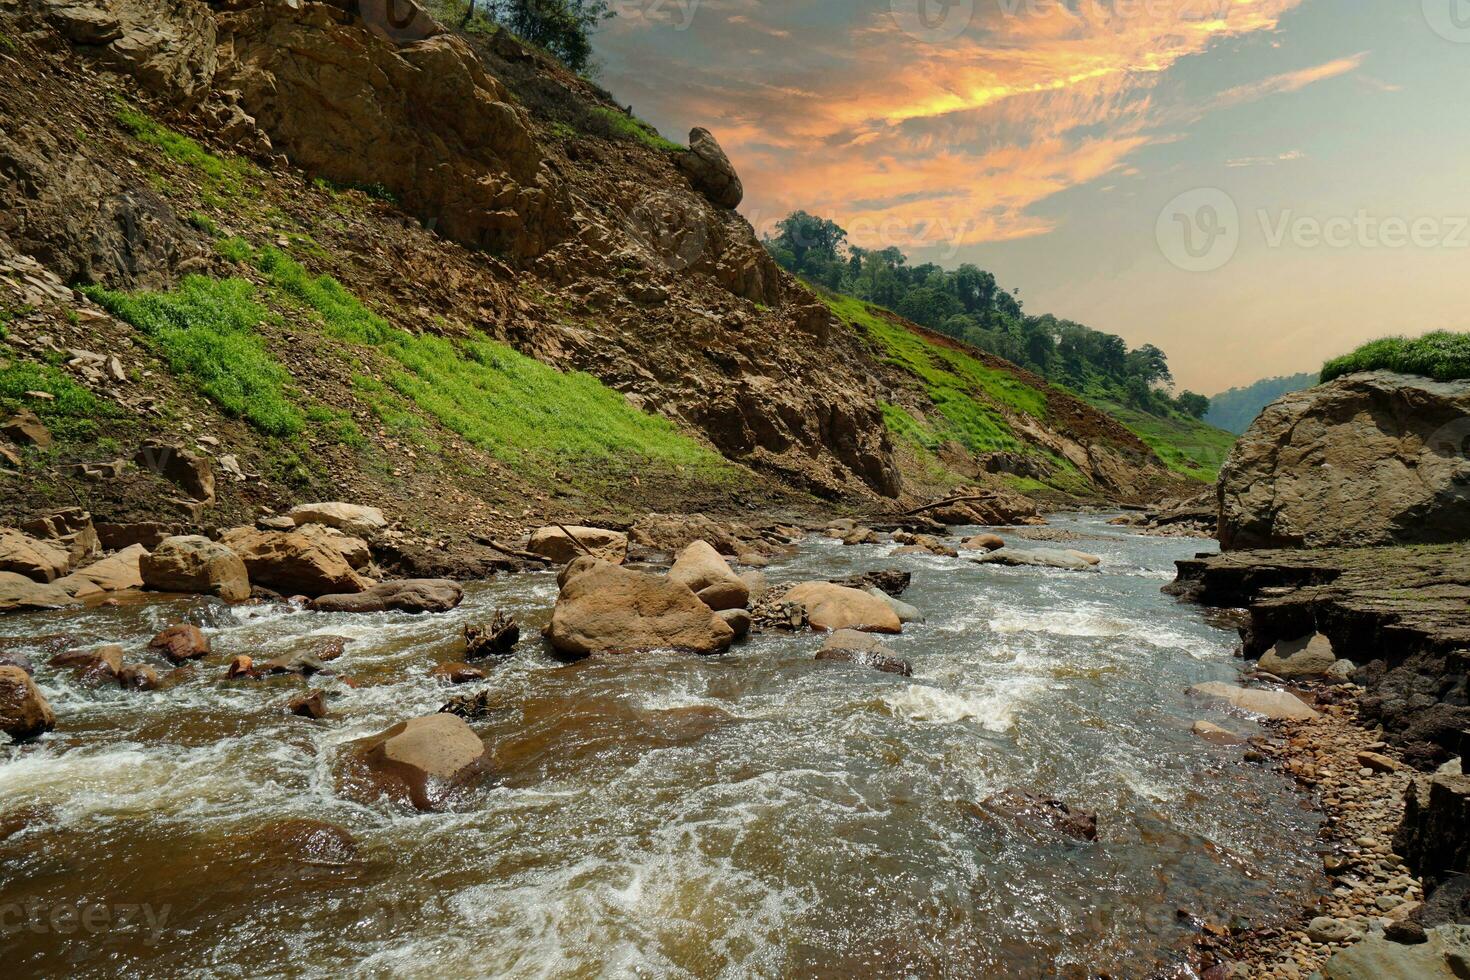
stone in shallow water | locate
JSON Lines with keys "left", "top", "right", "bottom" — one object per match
{"left": 1188, "top": 682, "right": 1320, "bottom": 721}
{"left": 980, "top": 787, "right": 1098, "bottom": 842}
{"left": 340, "top": 713, "right": 491, "bottom": 812}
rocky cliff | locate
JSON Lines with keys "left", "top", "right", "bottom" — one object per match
{"left": 1218, "top": 371, "right": 1470, "bottom": 550}
{"left": 0, "top": 0, "right": 1189, "bottom": 538}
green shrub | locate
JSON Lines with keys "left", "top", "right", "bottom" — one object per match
{"left": 1321, "top": 331, "right": 1470, "bottom": 383}
{"left": 81, "top": 277, "right": 303, "bottom": 436}
{"left": 585, "top": 107, "right": 683, "bottom": 152}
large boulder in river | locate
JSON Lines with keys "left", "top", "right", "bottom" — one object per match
{"left": 545, "top": 558, "right": 735, "bottom": 656}
{"left": 1218, "top": 371, "right": 1470, "bottom": 550}
{"left": 0, "top": 571, "right": 71, "bottom": 613}
{"left": 779, "top": 582, "right": 902, "bottom": 634}
{"left": 972, "top": 547, "right": 1099, "bottom": 572}
{"left": 0, "top": 528, "right": 70, "bottom": 582}
{"left": 311, "top": 579, "right": 463, "bottom": 614}
{"left": 0, "top": 666, "right": 55, "bottom": 741}
{"left": 668, "top": 540, "right": 748, "bottom": 611}
{"left": 219, "top": 528, "right": 369, "bottom": 597}
{"left": 341, "top": 713, "right": 491, "bottom": 812}
{"left": 287, "top": 502, "right": 388, "bottom": 538}
{"left": 527, "top": 525, "right": 628, "bottom": 565}
{"left": 140, "top": 536, "right": 250, "bottom": 601}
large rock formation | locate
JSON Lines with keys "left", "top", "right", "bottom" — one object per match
{"left": 544, "top": 557, "right": 735, "bottom": 656}
{"left": 139, "top": 535, "right": 250, "bottom": 601}
{"left": 677, "top": 128, "right": 742, "bottom": 210}
{"left": 1218, "top": 371, "right": 1470, "bottom": 550}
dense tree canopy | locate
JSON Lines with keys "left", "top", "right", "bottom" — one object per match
{"left": 457, "top": 0, "right": 612, "bottom": 72}
{"left": 764, "top": 213, "right": 1210, "bottom": 420}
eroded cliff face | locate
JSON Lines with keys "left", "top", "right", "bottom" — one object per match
{"left": 1218, "top": 371, "right": 1470, "bottom": 550}
{"left": 0, "top": 0, "right": 1185, "bottom": 513}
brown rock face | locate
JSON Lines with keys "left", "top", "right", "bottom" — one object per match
{"left": 0, "top": 528, "right": 71, "bottom": 583}
{"left": 0, "top": 665, "right": 56, "bottom": 741}
{"left": 1218, "top": 371, "right": 1470, "bottom": 550}
{"left": 135, "top": 437, "right": 215, "bottom": 502}
{"left": 215, "top": 2, "right": 561, "bottom": 259}
{"left": 677, "top": 127, "right": 743, "bottom": 210}
{"left": 51, "top": 644, "right": 124, "bottom": 684}
{"left": 219, "top": 528, "right": 369, "bottom": 598}
{"left": 779, "top": 582, "right": 902, "bottom": 635}
{"left": 342, "top": 713, "right": 491, "bottom": 812}
{"left": 544, "top": 558, "right": 736, "bottom": 657}
{"left": 148, "top": 624, "right": 210, "bottom": 663}
{"left": 668, "top": 540, "right": 749, "bottom": 611}
{"left": 287, "top": 503, "right": 388, "bottom": 538}
{"left": 0, "top": 573, "right": 72, "bottom": 612}
{"left": 1395, "top": 774, "right": 1470, "bottom": 890}
{"left": 55, "top": 544, "right": 148, "bottom": 597}
{"left": 140, "top": 536, "right": 250, "bottom": 601}
{"left": 1, "top": 409, "right": 53, "bottom": 448}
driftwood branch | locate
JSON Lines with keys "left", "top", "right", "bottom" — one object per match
{"left": 553, "top": 521, "right": 597, "bottom": 558}
{"left": 481, "top": 538, "right": 553, "bottom": 564}
{"left": 894, "top": 493, "right": 997, "bottom": 518}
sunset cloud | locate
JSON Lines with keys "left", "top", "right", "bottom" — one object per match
{"left": 600, "top": 0, "right": 1365, "bottom": 249}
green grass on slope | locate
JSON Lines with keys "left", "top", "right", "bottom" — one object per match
{"left": 116, "top": 104, "right": 256, "bottom": 198}
{"left": 0, "top": 358, "right": 123, "bottom": 443}
{"left": 83, "top": 277, "right": 304, "bottom": 437}
{"left": 242, "top": 245, "right": 727, "bottom": 476}
{"left": 826, "top": 294, "right": 1038, "bottom": 455}
{"left": 1090, "top": 398, "right": 1236, "bottom": 483}
{"left": 1321, "top": 331, "right": 1470, "bottom": 383}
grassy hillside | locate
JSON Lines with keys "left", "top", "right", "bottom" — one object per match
{"left": 1085, "top": 398, "right": 1237, "bottom": 483}
{"left": 1206, "top": 372, "right": 1316, "bottom": 434}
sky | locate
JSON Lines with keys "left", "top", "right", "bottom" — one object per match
{"left": 593, "top": 0, "right": 1470, "bottom": 394}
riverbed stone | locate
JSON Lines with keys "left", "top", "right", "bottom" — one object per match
{"left": 310, "top": 579, "right": 463, "bottom": 614}
{"left": 527, "top": 525, "right": 628, "bottom": 565}
{"left": 981, "top": 787, "right": 1098, "bottom": 842}
{"left": 815, "top": 630, "right": 910, "bottom": 676}
{"left": 0, "top": 528, "right": 70, "bottom": 582}
{"left": 287, "top": 502, "right": 387, "bottom": 537}
{"left": 973, "top": 547, "right": 1100, "bottom": 572}
{"left": 342, "top": 713, "right": 491, "bottom": 812}
{"left": 1191, "top": 720, "right": 1246, "bottom": 745}
{"left": 0, "top": 572, "right": 71, "bottom": 612}
{"left": 246, "top": 819, "right": 359, "bottom": 865}
{"left": 668, "top": 539, "right": 749, "bottom": 611}
{"left": 716, "top": 608, "right": 751, "bottom": 640}
{"left": 545, "top": 558, "right": 735, "bottom": 656}
{"left": 140, "top": 536, "right": 250, "bottom": 601}
{"left": 1313, "top": 924, "right": 1470, "bottom": 978}
{"left": 52, "top": 543, "right": 147, "bottom": 597}
{"left": 0, "top": 665, "right": 55, "bottom": 741}
{"left": 1189, "top": 682, "right": 1321, "bottom": 721}
{"left": 288, "top": 690, "right": 328, "bottom": 719}
{"left": 51, "top": 644, "right": 123, "bottom": 683}
{"left": 430, "top": 662, "right": 486, "bottom": 684}
{"left": 219, "top": 527, "right": 370, "bottom": 598}
{"left": 868, "top": 587, "right": 924, "bottom": 624}
{"left": 779, "top": 582, "right": 901, "bottom": 634}
{"left": 148, "top": 624, "right": 210, "bottom": 663}
{"left": 1260, "top": 633, "right": 1339, "bottom": 679}
{"left": 962, "top": 533, "right": 1006, "bottom": 552}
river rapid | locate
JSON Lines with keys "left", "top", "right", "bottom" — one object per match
{"left": 0, "top": 515, "right": 1323, "bottom": 978}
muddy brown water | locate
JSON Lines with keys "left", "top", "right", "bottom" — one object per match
{"left": 0, "top": 516, "right": 1321, "bottom": 977}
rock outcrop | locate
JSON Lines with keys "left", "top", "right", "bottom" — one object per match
{"left": 677, "top": 128, "right": 742, "bottom": 210}
{"left": 1395, "top": 774, "right": 1470, "bottom": 891}
{"left": 287, "top": 503, "right": 388, "bottom": 538}
{"left": 218, "top": 527, "right": 369, "bottom": 597}
{"left": 544, "top": 557, "right": 735, "bottom": 656}
{"left": 1218, "top": 371, "right": 1470, "bottom": 550}
{"left": 0, "top": 528, "right": 70, "bottom": 583}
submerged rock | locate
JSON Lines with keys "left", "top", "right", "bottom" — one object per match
{"left": 544, "top": 558, "right": 734, "bottom": 656}
{"left": 341, "top": 713, "right": 491, "bottom": 812}
{"left": 50, "top": 644, "right": 123, "bottom": 684}
{"left": 430, "top": 662, "right": 486, "bottom": 685}
{"left": 815, "top": 630, "right": 911, "bottom": 676}
{"left": 0, "top": 665, "right": 55, "bottom": 741}
{"left": 311, "top": 579, "right": 463, "bottom": 614}
{"left": 972, "top": 547, "right": 1100, "bottom": 572}
{"left": 1189, "top": 682, "right": 1320, "bottom": 721}
{"left": 779, "top": 582, "right": 901, "bottom": 634}
{"left": 981, "top": 788, "right": 1098, "bottom": 842}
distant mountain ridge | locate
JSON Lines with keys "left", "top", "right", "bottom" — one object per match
{"left": 1206, "top": 373, "right": 1317, "bottom": 434}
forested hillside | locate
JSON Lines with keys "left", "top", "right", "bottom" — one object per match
{"left": 1205, "top": 373, "right": 1316, "bottom": 434}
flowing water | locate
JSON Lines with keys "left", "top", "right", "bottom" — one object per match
{"left": 0, "top": 515, "right": 1322, "bottom": 978}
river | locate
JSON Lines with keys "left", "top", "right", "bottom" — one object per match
{"left": 0, "top": 514, "right": 1322, "bottom": 977}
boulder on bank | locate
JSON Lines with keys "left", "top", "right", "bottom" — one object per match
{"left": 341, "top": 713, "right": 491, "bottom": 812}
{"left": 544, "top": 558, "right": 735, "bottom": 656}
{"left": 779, "top": 582, "right": 902, "bottom": 634}
{"left": 0, "top": 528, "right": 70, "bottom": 582}
{"left": 219, "top": 528, "right": 370, "bottom": 597}
{"left": 0, "top": 666, "right": 55, "bottom": 741}
{"left": 291, "top": 524, "right": 371, "bottom": 570}
{"left": 1259, "top": 633, "right": 1339, "bottom": 679}
{"left": 1218, "top": 371, "right": 1470, "bottom": 550}
{"left": 140, "top": 536, "right": 250, "bottom": 601}
{"left": 287, "top": 502, "right": 387, "bottom": 538}
{"left": 53, "top": 543, "right": 147, "bottom": 598}
{"left": 972, "top": 547, "right": 1100, "bottom": 572}
{"left": 310, "top": 579, "right": 463, "bottom": 614}
{"left": 0, "top": 572, "right": 72, "bottom": 613}
{"left": 527, "top": 525, "right": 628, "bottom": 565}
{"left": 20, "top": 508, "right": 100, "bottom": 565}
{"left": 668, "top": 540, "right": 749, "bottom": 611}
{"left": 1189, "top": 681, "right": 1320, "bottom": 721}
